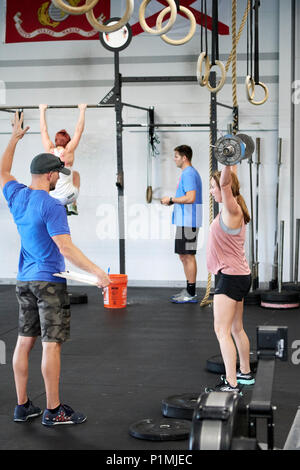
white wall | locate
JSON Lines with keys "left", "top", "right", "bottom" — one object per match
{"left": 0, "top": 0, "right": 292, "bottom": 287}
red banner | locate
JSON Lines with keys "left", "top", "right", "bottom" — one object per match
{"left": 5, "top": 0, "right": 111, "bottom": 43}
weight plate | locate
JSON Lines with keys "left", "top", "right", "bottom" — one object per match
{"left": 261, "top": 301, "right": 300, "bottom": 310}
{"left": 244, "top": 291, "right": 261, "bottom": 305}
{"left": 68, "top": 292, "right": 88, "bottom": 304}
{"left": 260, "top": 291, "right": 299, "bottom": 303}
{"left": 161, "top": 393, "right": 200, "bottom": 420}
{"left": 236, "top": 134, "right": 255, "bottom": 158}
{"left": 215, "top": 135, "right": 243, "bottom": 166}
{"left": 129, "top": 418, "right": 191, "bottom": 441}
{"left": 206, "top": 352, "right": 258, "bottom": 375}
{"left": 282, "top": 282, "right": 300, "bottom": 293}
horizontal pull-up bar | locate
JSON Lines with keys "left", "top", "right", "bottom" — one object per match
{"left": 123, "top": 123, "right": 210, "bottom": 128}
{"left": 0, "top": 104, "right": 115, "bottom": 111}
{"left": 122, "top": 102, "right": 150, "bottom": 112}
{"left": 123, "top": 76, "right": 197, "bottom": 83}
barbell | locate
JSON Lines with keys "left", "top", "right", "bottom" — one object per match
{"left": 214, "top": 134, "right": 255, "bottom": 166}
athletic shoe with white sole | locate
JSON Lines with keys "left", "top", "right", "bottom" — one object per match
{"left": 42, "top": 404, "right": 86, "bottom": 426}
{"left": 170, "top": 289, "right": 188, "bottom": 301}
{"left": 205, "top": 376, "right": 242, "bottom": 394}
{"left": 236, "top": 370, "right": 255, "bottom": 385}
{"left": 14, "top": 400, "right": 43, "bottom": 422}
{"left": 170, "top": 290, "right": 198, "bottom": 304}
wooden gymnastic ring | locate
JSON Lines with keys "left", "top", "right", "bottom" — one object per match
{"left": 86, "top": 0, "right": 134, "bottom": 33}
{"left": 245, "top": 75, "right": 255, "bottom": 101}
{"left": 249, "top": 81, "right": 269, "bottom": 106}
{"left": 156, "top": 5, "right": 196, "bottom": 45}
{"left": 52, "top": 0, "right": 99, "bottom": 15}
{"left": 139, "top": 0, "right": 177, "bottom": 36}
{"left": 146, "top": 186, "right": 153, "bottom": 203}
{"left": 205, "top": 60, "right": 226, "bottom": 93}
{"left": 196, "top": 52, "right": 210, "bottom": 87}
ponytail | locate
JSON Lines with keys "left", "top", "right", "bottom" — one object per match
{"left": 212, "top": 170, "right": 251, "bottom": 225}
{"left": 236, "top": 194, "right": 250, "bottom": 225}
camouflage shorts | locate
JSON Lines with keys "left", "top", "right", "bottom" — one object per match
{"left": 16, "top": 281, "right": 71, "bottom": 343}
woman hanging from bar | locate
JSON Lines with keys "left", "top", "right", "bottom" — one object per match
{"left": 39, "top": 103, "right": 87, "bottom": 215}
{"left": 206, "top": 165, "right": 255, "bottom": 393}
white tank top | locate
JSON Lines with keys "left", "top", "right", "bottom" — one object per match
{"left": 50, "top": 148, "right": 74, "bottom": 201}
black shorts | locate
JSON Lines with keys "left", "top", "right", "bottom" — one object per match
{"left": 214, "top": 272, "right": 251, "bottom": 302}
{"left": 175, "top": 226, "right": 199, "bottom": 255}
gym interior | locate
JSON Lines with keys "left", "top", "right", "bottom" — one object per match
{"left": 0, "top": 0, "right": 300, "bottom": 454}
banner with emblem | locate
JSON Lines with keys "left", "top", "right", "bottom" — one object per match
{"left": 5, "top": 0, "right": 111, "bottom": 43}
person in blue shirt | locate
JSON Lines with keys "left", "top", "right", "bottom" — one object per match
{"left": 161, "top": 145, "right": 202, "bottom": 303}
{"left": 0, "top": 112, "right": 110, "bottom": 426}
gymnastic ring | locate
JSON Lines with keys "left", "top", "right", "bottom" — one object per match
{"left": 86, "top": 0, "right": 134, "bottom": 33}
{"left": 249, "top": 81, "right": 269, "bottom": 106}
{"left": 156, "top": 5, "right": 196, "bottom": 45}
{"left": 245, "top": 75, "right": 255, "bottom": 101}
{"left": 196, "top": 52, "right": 210, "bottom": 87}
{"left": 139, "top": 0, "right": 177, "bottom": 36}
{"left": 146, "top": 186, "right": 153, "bottom": 203}
{"left": 205, "top": 60, "right": 226, "bottom": 93}
{"left": 51, "top": 0, "right": 99, "bottom": 15}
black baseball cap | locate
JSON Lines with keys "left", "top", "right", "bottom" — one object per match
{"left": 30, "top": 153, "right": 71, "bottom": 175}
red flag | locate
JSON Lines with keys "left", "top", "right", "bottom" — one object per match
{"left": 5, "top": 0, "right": 111, "bottom": 43}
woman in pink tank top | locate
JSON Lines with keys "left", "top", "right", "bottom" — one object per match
{"left": 206, "top": 166, "right": 255, "bottom": 393}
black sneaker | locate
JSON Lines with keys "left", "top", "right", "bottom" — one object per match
{"left": 236, "top": 370, "right": 255, "bottom": 385}
{"left": 205, "top": 375, "right": 242, "bottom": 394}
{"left": 42, "top": 404, "right": 86, "bottom": 426}
{"left": 14, "top": 400, "right": 43, "bottom": 422}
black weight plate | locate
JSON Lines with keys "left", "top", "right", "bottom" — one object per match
{"left": 129, "top": 418, "right": 191, "bottom": 441}
{"left": 282, "top": 282, "right": 300, "bottom": 293}
{"left": 206, "top": 352, "right": 258, "bottom": 375}
{"left": 68, "top": 293, "right": 88, "bottom": 304}
{"left": 161, "top": 393, "right": 200, "bottom": 420}
{"left": 260, "top": 291, "right": 299, "bottom": 303}
{"left": 244, "top": 291, "right": 261, "bottom": 305}
{"left": 236, "top": 133, "right": 255, "bottom": 158}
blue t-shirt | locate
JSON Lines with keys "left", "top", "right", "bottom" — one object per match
{"left": 3, "top": 180, "right": 70, "bottom": 283}
{"left": 172, "top": 166, "right": 203, "bottom": 228}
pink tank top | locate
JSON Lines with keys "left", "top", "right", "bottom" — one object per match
{"left": 206, "top": 212, "right": 250, "bottom": 275}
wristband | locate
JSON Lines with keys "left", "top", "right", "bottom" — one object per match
{"left": 169, "top": 197, "right": 174, "bottom": 205}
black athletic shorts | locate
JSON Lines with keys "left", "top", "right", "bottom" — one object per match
{"left": 214, "top": 271, "right": 251, "bottom": 302}
{"left": 175, "top": 226, "right": 199, "bottom": 255}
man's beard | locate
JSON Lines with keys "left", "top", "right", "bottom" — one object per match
{"left": 49, "top": 183, "right": 56, "bottom": 191}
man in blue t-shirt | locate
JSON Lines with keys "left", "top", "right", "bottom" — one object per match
{"left": 0, "top": 112, "right": 110, "bottom": 426}
{"left": 161, "top": 145, "right": 202, "bottom": 303}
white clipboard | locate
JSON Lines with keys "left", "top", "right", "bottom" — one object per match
{"left": 53, "top": 270, "right": 98, "bottom": 286}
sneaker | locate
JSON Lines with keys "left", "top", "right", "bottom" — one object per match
{"left": 170, "top": 289, "right": 188, "bottom": 301}
{"left": 236, "top": 370, "right": 255, "bottom": 385}
{"left": 42, "top": 404, "right": 87, "bottom": 426}
{"left": 14, "top": 400, "right": 43, "bottom": 422}
{"left": 171, "top": 290, "right": 198, "bottom": 304}
{"left": 67, "top": 203, "right": 78, "bottom": 215}
{"left": 205, "top": 375, "right": 242, "bottom": 394}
